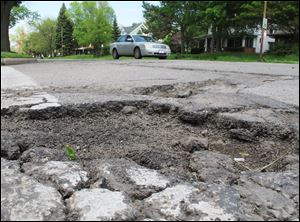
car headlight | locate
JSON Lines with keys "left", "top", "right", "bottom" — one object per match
{"left": 145, "top": 44, "right": 153, "bottom": 50}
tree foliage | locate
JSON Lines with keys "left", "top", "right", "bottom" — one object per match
{"left": 143, "top": 1, "right": 204, "bottom": 53}
{"left": 1, "top": 1, "right": 40, "bottom": 51}
{"left": 143, "top": 1, "right": 299, "bottom": 53}
{"left": 25, "top": 18, "right": 57, "bottom": 57}
{"left": 142, "top": 1, "right": 173, "bottom": 39}
{"left": 68, "top": 1, "right": 115, "bottom": 55}
{"left": 268, "top": 1, "right": 299, "bottom": 40}
{"left": 10, "top": 26, "right": 29, "bottom": 53}
{"left": 10, "top": 3, "right": 40, "bottom": 28}
{"left": 112, "top": 16, "right": 121, "bottom": 42}
{"left": 55, "top": 3, "right": 75, "bottom": 56}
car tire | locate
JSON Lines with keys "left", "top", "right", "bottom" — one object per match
{"left": 134, "top": 47, "right": 142, "bottom": 59}
{"left": 159, "top": 56, "right": 167, "bottom": 60}
{"left": 112, "top": 49, "right": 119, "bottom": 59}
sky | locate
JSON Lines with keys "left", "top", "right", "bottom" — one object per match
{"left": 10, "top": 1, "right": 159, "bottom": 35}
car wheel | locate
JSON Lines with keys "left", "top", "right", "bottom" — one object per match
{"left": 134, "top": 47, "right": 142, "bottom": 59}
{"left": 112, "top": 49, "right": 119, "bottom": 59}
{"left": 159, "top": 56, "right": 167, "bottom": 60}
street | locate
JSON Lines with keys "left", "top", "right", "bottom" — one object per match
{"left": 1, "top": 59, "right": 299, "bottom": 221}
{"left": 1, "top": 59, "right": 299, "bottom": 108}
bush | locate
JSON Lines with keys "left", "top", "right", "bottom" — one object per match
{"left": 170, "top": 44, "right": 181, "bottom": 53}
{"left": 291, "top": 44, "right": 299, "bottom": 56}
{"left": 267, "top": 43, "right": 298, "bottom": 56}
{"left": 224, "top": 47, "right": 244, "bottom": 52}
{"left": 102, "top": 45, "right": 111, "bottom": 56}
{"left": 191, "top": 48, "right": 205, "bottom": 54}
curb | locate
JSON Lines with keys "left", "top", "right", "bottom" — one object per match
{"left": 1, "top": 58, "right": 38, "bottom": 65}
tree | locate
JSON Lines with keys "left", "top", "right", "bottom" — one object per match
{"left": 10, "top": 26, "right": 29, "bottom": 53}
{"left": 143, "top": 1, "right": 203, "bottom": 53}
{"left": 268, "top": 1, "right": 299, "bottom": 41}
{"left": 1, "top": 1, "right": 40, "bottom": 52}
{"left": 112, "top": 16, "right": 121, "bottom": 42}
{"left": 1, "top": 1, "right": 19, "bottom": 51}
{"left": 142, "top": 1, "right": 172, "bottom": 39}
{"left": 10, "top": 4, "right": 40, "bottom": 28}
{"left": 68, "top": 1, "right": 115, "bottom": 55}
{"left": 185, "top": 1, "right": 262, "bottom": 52}
{"left": 26, "top": 18, "right": 57, "bottom": 57}
{"left": 55, "top": 3, "right": 75, "bottom": 56}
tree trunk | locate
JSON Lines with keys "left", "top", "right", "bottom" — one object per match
{"left": 210, "top": 36, "right": 214, "bottom": 53}
{"left": 1, "top": 1, "right": 18, "bottom": 52}
{"left": 180, "top": 25, "right": 185, "bottom": 54}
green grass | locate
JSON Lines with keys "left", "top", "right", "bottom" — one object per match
{"left": 46, "top": 52, "right": 298, "bottom": 64}
{"left": 49, "top": 54, "right": 113, "bottom": 60}
{"left": 168, "top": 52, "right": 299, "bottom": 64}
{"left": 1, "top": 51, "right": 32, "bottom": 58}
{"left": 48, "top": 54, "right": 156, "bottom": 60}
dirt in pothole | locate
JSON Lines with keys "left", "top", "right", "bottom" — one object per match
{"left": 1, "top": 108, "right": 297, "bottom": 181}
{"left": 130, "top": 79, "right": 241, "bottom": 98}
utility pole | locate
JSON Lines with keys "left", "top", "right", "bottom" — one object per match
{"left": 260, "top": 1, "right": 268, "bottom": 62}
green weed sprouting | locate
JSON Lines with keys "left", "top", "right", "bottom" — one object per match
{"left": 64, "top": 144, "right": 76, "bottom": 161}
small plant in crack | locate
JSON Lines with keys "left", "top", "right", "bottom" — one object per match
{"left": 64, "top": 144, "right": 76, "bottom": 161}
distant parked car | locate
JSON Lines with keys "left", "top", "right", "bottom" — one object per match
{"left": 110, "top": 35, "right": 171, "bottom": 59}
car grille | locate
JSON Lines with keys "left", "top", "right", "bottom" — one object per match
{"left": 152, "top": 45, "right": 167, "bottom": 49}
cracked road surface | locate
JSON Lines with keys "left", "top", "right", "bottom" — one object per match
{"left": 2, "top": 60, "right": 299, "bottom": 107}
{"left": 1, "top": 59, "right": 299, "bottom": 221}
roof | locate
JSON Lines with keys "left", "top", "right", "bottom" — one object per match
{"left": 123, "top": 23, "right": 142, "bottom": 34}
{"left": 193, "top": 33, "right": 257, "bottom": 40}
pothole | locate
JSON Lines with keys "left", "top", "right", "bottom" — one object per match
{"left": 130, "top": 80, "right": 246, "bottom": 98}
{"left": 1, "top": 101, "right": 299, "bottom": 221}
{"left": 1, "top": 103, "right": 298, "bottom": 176}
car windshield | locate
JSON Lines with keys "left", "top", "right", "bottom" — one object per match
{"left": 132, "top": 35, "right": 155, "bottom": 42}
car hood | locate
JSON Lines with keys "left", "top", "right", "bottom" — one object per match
{"left": 144, "top": 42, "right": 166, "bottom": 46}
{"left": 143, "top": 42, "right": 169, "bottom": 49}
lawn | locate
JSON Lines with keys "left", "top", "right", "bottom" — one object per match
{"left": 168, "top": 52, "right": 299, "bottom": 64}
{"left": 46, "top": 52, "right": 298, "bottom": 64}
{"left": 49, "top": 54, "right": 156, "bottom": 60}
{"left": 1, "top": 51, "right": 32, "bottom": 58}
{"left": 48, "top": 54, "right": 113, "bottom": 60}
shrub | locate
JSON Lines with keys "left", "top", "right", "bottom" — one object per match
{"left": 102, "top": 45, "right": 111, "bottom": 56}
{"left": 267, "top": 43, "right": 298, "bottom": 56}
{"left": 291, "top": 44, "right": 299, "bottom": 56}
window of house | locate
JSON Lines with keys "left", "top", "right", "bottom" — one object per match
{"left": 235, "top": 38, "right": 243, "bottom": 47}
{"left": 227, "top": 37, "right": 242, "bottom": 48}
{"left": 245, "top": 37, "right": 254, "bottom": 48}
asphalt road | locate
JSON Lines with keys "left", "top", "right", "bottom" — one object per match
{"left": 1, "top": 59, "right": 299, "bottom": 108}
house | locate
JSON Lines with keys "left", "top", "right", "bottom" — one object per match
{"left": 193, "top": 27, "right": 275, "bottom": 54}
{"left": 74, "top": 44, "right": 94, "bottom": 55}
{"left": 267, "top": 30, "right": 298, "bottom": 45}
{"left": 120, "top": 22, "right": 148, "bottom": 35}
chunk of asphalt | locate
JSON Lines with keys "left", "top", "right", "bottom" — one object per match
{"left": 22, "top": 161, "right": 89, "bottom": 197}
{"left": 66, "top": 188, "right": 135, "bottom": 221}
{"left": 1, "top": 158, "right": 65, "bottom": 221}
